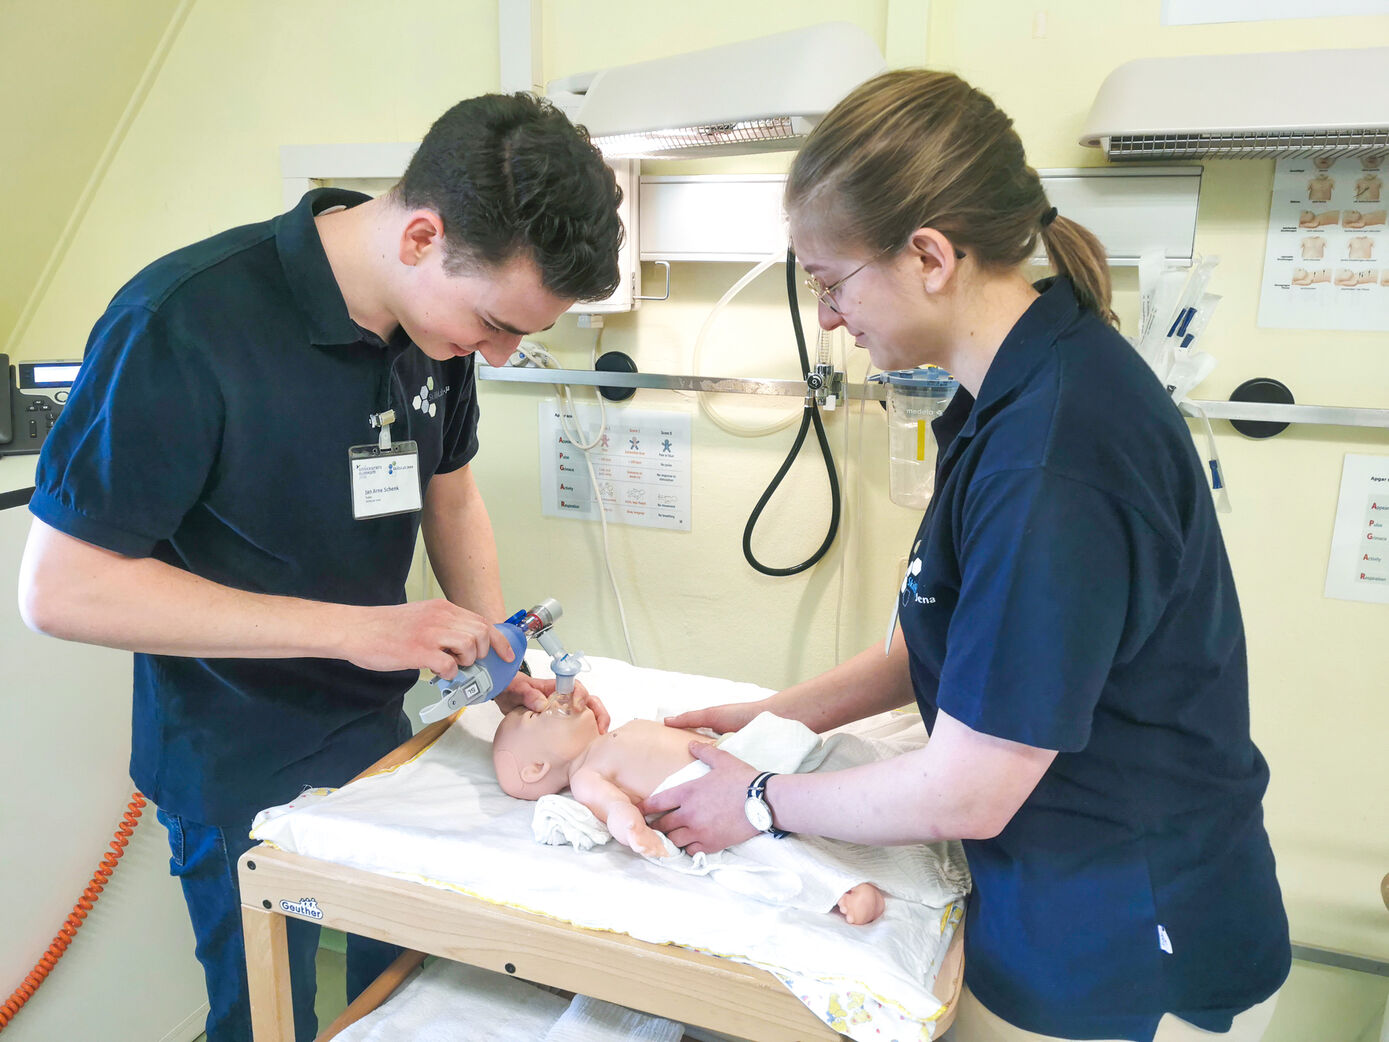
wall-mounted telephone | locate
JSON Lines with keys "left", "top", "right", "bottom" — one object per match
{"left": 0, "top": 354, "right": 81, "bottom": 457}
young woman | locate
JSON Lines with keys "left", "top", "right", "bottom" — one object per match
{"left": 643, "top": 70, "right": 1290, "bottom": 1042}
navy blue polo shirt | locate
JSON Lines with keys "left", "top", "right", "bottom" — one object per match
{"left": 31, "top": 189, "right": 480, "bottom": 825}
{"left": 899, "top": 278, "right": 1289, "bottom": 1040}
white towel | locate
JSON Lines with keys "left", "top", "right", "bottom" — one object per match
{"left": 533, "top": 794, "right": 611, "bottom": 851}
{"left": 650, "top": 711, "right": 822, "bottom": 797}
{"left": 333, "top": 958, "right": 570, "bottom": 1041}
{"left": 542, "top": 994, "right": 684, "bottom": 1042}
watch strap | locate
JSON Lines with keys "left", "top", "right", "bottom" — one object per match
{"left": 747, "top": 771, "right": 788, "bottom": 839}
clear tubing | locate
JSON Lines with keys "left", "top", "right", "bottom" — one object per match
{"left": 692, "top": 252, "right": 801, "bottom": 438}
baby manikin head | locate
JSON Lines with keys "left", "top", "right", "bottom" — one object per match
{"left": 491, "top": 704, "right": 602, "bottom": 800}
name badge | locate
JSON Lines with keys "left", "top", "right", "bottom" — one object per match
{"left": 349, "top": 442, "right": 422, "bottom": 520}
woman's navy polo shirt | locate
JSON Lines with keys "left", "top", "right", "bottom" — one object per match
{"left": 31, "top": 189, "right": 481, "bottom": 825}
{"left": 899, "top": 278, "right": 1289, "bottom": 1040}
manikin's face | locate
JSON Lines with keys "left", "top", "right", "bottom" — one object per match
{"left": 790, "top": 222, "right": 939, "bottom": 373}
{"left": 396, "top": 237, "right": 573, "bottom": 368}
{"left": 492, "top": 704, "right": 602, "bottom": 799}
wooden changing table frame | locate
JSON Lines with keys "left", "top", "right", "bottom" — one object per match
{"left": 239, "top": 715, "right": 965, "bottom": 1042}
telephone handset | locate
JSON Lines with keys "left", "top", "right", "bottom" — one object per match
{"left": 0, "top": 356, "right": 12, "bottom": 445}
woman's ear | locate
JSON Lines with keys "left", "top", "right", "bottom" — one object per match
{"left": 904, "top": 227, "right": 962, "bottom": 293}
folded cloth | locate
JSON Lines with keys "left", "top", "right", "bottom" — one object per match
{"left": 542, "top": 994, "right": 684, "bottom": 1042}
{"left": 334, "top": 958, "right": 570, "bottom": 1041}
{"left": 651, "top": 711, "right": 821, "bottom": 797}
{"left": 534, "top": 794, "right": 611, "bottom": 851}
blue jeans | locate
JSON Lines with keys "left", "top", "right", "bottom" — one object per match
{"left": 158, "top": 808, "right": 402, "bottom": 1042}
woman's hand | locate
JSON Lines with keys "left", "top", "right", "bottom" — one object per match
{"left": 640, "top": 743, "right": 761, "bottom": 855}
{"left": 662, "top": 699, "right": 769, "bottom": 735}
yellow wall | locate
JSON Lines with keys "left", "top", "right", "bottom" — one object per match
{"left": 0, "top": 0, "right": 186, "bottom": 353}
{"left": 9, "top": 1, "right": 1389, "bottom": 1038}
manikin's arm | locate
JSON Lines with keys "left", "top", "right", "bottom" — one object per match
{"left": 569, "top": 768, "right": 669, "bottom": 858}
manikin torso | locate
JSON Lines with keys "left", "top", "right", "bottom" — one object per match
{"left": 568, "top": 718, "right": 717, "bottom": 803}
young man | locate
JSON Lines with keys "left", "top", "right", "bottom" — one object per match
{"left": 18, "top": 92, "right": 622, "bottom": 1042}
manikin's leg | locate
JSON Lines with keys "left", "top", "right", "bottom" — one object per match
{"left": 836, "top": 882, "right": 886, "bottom": 925}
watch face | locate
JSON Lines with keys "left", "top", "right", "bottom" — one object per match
{"left": 744, "top": 796, "right": 773, "bottom": 833}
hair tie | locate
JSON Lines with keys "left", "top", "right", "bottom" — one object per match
{"left": 1040, "top": 206, "right": 1059, "bottom": 228}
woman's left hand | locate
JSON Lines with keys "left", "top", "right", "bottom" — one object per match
{"left": 496, "top": 674, "right": 611, "bottom": 733}
{"left": 640, "top": 743, "right": 760, "bottom": 854}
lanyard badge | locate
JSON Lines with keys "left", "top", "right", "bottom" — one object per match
{"left": 349, "top": 408, "right": 422, "bottom": 520}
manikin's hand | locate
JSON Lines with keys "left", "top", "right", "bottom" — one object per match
{"left": 495, "top": 675, "right": 610, "bottom": 733}
{"left": 640, "top": 743, "right": 762, "bottom": 855}
{"left": 606, "top": 803, "right": 672, "bottom": 858}
{"left": 662, "top": 699, "right": 769, "bottom": 735}
{"left": 339, "top": 599, "right": 515, "bottom": 677}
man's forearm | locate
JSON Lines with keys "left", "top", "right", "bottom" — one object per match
{"left": 19, "top": 519, "right": 355, "bottom": 659}
{"left": 421, "top": 465, "right": 505, "bottom": 620}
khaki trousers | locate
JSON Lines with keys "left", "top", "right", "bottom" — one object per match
{"left": 944, "top": 985, "right": 1280, "bottom": 1042}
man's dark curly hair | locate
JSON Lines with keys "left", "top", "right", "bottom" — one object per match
{"left": 396, "top": 92, "right": 623, "bottom": 302}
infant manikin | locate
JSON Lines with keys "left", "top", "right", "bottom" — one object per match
{"left": 491, "top": 705, "right": 887, "bottom": 925}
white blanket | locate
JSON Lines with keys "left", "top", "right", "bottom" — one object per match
{"left": 251, "top": 656, "right": 968, "bottom": 1042}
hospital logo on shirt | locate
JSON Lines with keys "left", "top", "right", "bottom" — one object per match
{"left": 901, "top": 557, "right": 936, "bottom": 606}
{"left": 411, "top": 376, "right": 449, "bottom": 420}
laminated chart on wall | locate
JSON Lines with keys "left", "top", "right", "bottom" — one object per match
{"left": 538, "top": 399, "right": 691, "bottom": 531}
{"left": 1325, "top": 454, "right": 1389, "bottom": 606}
{"left": 1258, "top": 156, "right": 1389, "bottom": 331}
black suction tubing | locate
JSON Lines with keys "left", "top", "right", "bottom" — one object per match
{"left": 740, "top": 249, "right": 842, "bottom": 576}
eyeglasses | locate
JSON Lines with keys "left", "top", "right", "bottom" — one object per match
{"left": 802, "top": 241, "right": 966, "bottom": 315}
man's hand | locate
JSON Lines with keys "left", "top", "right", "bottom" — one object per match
{"left": 495, "top": 675, "right": 610, "bottom": 734}
{"left": 337, "top": 599, "right": 515, "bottom": 677}
{"left": 639, "top": 743, "right": 761, "bottom": 855}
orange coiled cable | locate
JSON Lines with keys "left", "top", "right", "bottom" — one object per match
{"left": 0, "top": 791, "right": 146, "bottom": 1031}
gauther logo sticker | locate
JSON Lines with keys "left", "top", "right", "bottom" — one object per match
{"left": 280, "top": 896, "right": 324, "bottom": 919}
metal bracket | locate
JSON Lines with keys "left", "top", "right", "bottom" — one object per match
{"left": 635, "top": 260, "right": 671, "bottom": 301}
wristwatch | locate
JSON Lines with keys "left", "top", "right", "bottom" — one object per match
{"left": 744, "top": 772, "right": 788, "bottom": 839}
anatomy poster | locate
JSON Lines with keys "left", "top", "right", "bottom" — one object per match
{"left": 1258, "top": 155, "right": 1389, "bottom": 331}
{"left": 1325, "top": 454, "right": 1389, "bottom": 605}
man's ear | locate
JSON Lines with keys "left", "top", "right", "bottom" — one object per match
{"left": 904, "top": 226, "right": 962, "bottom": 294}
{"left": 398, "top": 210, "right": 444, "bottom": 267}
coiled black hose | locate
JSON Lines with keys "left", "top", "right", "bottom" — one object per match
{"left": 741, "top": 248, "right": 842, "bottom": 576}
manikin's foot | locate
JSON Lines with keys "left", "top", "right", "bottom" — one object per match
{"left": 836, "top": 882, "right": 885, "bottom": 926}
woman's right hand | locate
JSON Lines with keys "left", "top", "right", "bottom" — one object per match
{"left": 664, "top": 698, "right": 770, "bottom": 735}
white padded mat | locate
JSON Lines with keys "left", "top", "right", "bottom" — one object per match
{"left": 252, "top": 656, "right": 966, "bottom": 1041}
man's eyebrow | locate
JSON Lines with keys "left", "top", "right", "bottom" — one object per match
{"left": 482, "top": 310, "right": 556, "bottom": 337}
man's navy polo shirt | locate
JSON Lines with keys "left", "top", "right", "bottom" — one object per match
{"left": 31, "top": 189, "right": 481, "bottom": 825}
{"left": 899, "top": 278, "right": 1289, "bottom": 1040}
